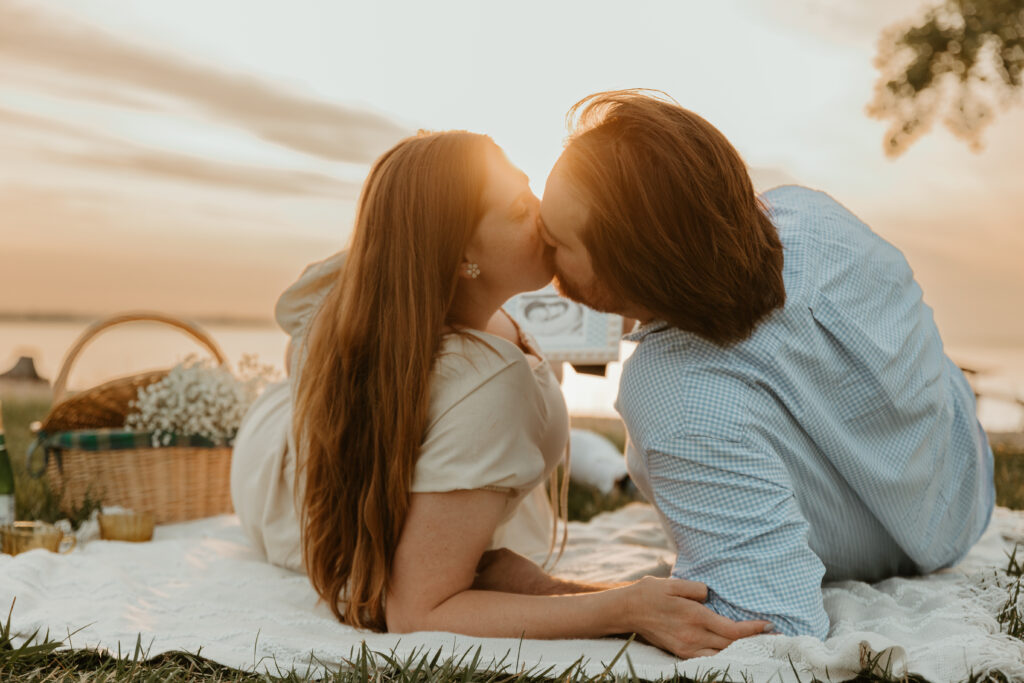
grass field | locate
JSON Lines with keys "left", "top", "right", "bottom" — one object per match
{"left": 2, "top": 392, "right": 1022, "bottom": 682}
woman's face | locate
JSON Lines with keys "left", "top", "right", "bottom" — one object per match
{"left": 463, "top": 146, "right": 554, "bottom": 299}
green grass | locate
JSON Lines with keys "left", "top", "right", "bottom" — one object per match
{"left": 2, "top": 394, "right": 1024, "bottom": 682}
{"left": 992, "top": 441, "right": 1024, "bottom": 510}
{"left": 0, "top": 613, "right": 990, "bottom": 683}
{"left": 997, "top": 545, "right": 1024, "bottom": 640}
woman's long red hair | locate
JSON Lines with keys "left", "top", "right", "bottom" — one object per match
{"left": 293, "top": 131, "right": 493, "bottom": 630}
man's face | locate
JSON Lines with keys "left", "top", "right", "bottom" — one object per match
{"left": 538, "top": 159, "right": 622, "bottom": 315}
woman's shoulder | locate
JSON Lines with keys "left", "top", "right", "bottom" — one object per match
{"left": 429, "top": 332, "right": 539, "bottom": 423}
{"left": 415, "top": 333, "right": 550, "bottom": 494}
{"left": 434, "top": 331, "right": 533, "bottom": 388}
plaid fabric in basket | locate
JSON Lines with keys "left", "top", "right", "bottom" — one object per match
{"left": 26, "top": 429, "right": 225, "bottom": 478}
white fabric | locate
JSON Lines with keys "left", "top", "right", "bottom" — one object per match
{"left": 2, "top": 504, "right": 1023, "bottom": 682}
{"left": 568, "top": 429, "right": 629, "bottom": 495}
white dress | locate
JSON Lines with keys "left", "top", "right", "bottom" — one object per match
{"left": 230, "top": 252, "right": 569, "bottom": 573}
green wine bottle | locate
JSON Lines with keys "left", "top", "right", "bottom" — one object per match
{"left": 0, "top": 401, "right": 15, "bottom": 526}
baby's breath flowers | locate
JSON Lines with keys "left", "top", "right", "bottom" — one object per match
{"left": 125, "top": 354, "right": 280, "bottom": 447}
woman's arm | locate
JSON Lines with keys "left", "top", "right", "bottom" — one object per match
{"left": 386, "top": 490, "right": 771, "bottom": 659}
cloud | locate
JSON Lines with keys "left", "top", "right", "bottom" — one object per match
{"left": 0, "top": 106, "right": 89, "bottom": 140}
{"left": 0, "top": 1, "right": 410, "bottom": 164}
{"left": 0, "top": 63, "right": 165, "bottom": 113}
{"left": 43, "top": 148, "right": 360, "bottom": 198}
{"left": 0, "top": 107, "right": 361, "bottom": 197}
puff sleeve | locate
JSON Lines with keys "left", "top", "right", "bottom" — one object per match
{"left": 412, "top": 356, "right": 548, "bottom": 496}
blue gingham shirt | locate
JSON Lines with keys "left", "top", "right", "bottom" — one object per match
{"left": 617, "top": 185, "right": 995, "bottom": 638}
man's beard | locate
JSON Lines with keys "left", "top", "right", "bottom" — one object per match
{"left": 551, "top": 269, "right": 620, "bottom": 316}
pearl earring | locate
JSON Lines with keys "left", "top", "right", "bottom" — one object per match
{"left": 465, "top": 263, "right": 481, "bottom": 279}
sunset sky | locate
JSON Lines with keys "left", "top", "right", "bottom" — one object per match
{"left": 2, "top": 0, "right": 1022, "bottom": 349}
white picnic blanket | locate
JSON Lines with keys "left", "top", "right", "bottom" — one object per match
{"left": 2, "top": 503, "right": 1023, "bottom": 682}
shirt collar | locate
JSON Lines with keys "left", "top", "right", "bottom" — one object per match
{"left": 622, "top": 319, "right": 671, "bottom": 342}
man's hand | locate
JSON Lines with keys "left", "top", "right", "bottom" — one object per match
{"left": 473, "top": 548, "right": 620, "bottom": 595}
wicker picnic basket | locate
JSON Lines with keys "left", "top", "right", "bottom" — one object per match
{"left": 27, "top": 313, "right": 235, "bottom": 524}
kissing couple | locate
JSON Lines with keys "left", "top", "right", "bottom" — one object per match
{"left": 230, "top": 89, "right": 994, "bottom": 659}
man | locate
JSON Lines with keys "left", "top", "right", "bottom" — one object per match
{"left": 534, "top": 90, "right": 995, "bottom": 637}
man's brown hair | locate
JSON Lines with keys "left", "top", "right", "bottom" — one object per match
{"left": 560, "top": 90, "right": 785, "bottom": 345}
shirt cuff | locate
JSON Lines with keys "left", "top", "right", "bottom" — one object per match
{"left": 702, "top": 587, "right": 829, "bottom": 639}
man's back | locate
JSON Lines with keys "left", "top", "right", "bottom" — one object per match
{"left": 618, "top": 185, "right": 994, "bottom": 636}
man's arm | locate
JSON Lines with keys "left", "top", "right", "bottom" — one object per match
{"left": 473, "top": 548, "right": 628, "bottom": 595}
{"left": 645, "top": 434, "right": 829, "bottom": 638}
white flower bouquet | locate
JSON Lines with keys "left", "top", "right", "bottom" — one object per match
{"left": 125, "top": 354, "right": 279, "bottom": 447}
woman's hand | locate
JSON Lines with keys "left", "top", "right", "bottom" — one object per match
{"left": 621, "top": 576, "right": 772, "bottom": 659}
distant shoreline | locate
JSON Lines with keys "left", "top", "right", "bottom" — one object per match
{"left": 2, "top": 312, "right": 1021, "bottom": 350}
{"left": 0, "top": 311, "right": 276, "bottom": 328}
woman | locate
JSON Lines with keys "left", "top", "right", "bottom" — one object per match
{"left": 230, "top": 131, "right": 770, "bottom": 659}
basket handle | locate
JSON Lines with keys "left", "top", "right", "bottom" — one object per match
{"left": 52, "top": 312, "right": 228, "bottom": 404}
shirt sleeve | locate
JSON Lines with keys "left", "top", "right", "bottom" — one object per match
{"left": 274, "top": 251, "right": 347, "bottom": 339}
{"left": 645, "top": 433, "right": 829, "bottom": 638}
{"left": 412, "top": 360, "right": 548, "bottom": 495}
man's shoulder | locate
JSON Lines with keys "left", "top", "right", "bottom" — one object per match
{"left": 763, "top": 185, "right": 892, "bottom": 258}
{"left": 761, "top": 184, "right": 848, "bottom": 218}
{"left": 764, "top": 186, "right": 915, "bottom": 313}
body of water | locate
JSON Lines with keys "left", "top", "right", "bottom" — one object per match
{"left": 1, "top": 320, "right": 1022, "bottom": 433}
